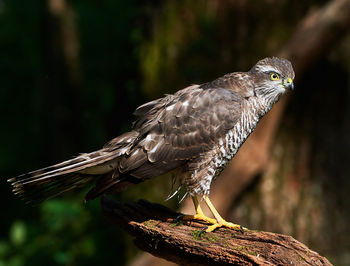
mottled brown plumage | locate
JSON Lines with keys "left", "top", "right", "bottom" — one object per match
{"left": 8, "top": 57, "right": 294, "bottom": 208}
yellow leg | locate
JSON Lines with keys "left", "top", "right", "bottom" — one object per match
{"left": 182, "top": 196, "right": 217, "bottom": 224}
{"left": 203, "top": 195, "right": 247, "bottom": 232}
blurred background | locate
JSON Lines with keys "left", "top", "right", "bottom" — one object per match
{"left": 1, "top": 0, "right": 350, "bottom": 265}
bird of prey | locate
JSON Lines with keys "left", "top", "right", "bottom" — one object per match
{"left": 8, "top": 57, "right": 294, "bottom": 232}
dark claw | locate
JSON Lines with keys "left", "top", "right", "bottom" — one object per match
{"left": 174, "top": 214, "right": 184, "bottom": 223}
{"left": 240, "top": 225, "right": 245, "bottom": 233}
{"left": 199, "top": 226, "right": 208, "bottom": 236}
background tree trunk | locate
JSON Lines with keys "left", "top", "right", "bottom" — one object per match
{"left": 42, "top": 0, "right": 83, "bottom": 161}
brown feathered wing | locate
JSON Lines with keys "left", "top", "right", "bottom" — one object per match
{"left": 86, "top": 84, "right": 243, "bottom": 199}
{"left": 9, "top": 84, "right": 243, "bottom": 203}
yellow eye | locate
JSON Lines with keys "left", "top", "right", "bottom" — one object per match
{"left": 270, "top": 72, "right": 280, "bottom": 81}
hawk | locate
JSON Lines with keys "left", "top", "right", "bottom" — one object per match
{"left": 8, "top": 57, "right": 294, "bottom": 232}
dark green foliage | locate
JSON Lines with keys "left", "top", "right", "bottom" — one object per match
{"left": 0, "top": 1, "right": 145, "bottom": 265}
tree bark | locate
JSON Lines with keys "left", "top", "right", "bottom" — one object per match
{"left": 102, "top": 196, "right": 332, "bottom": 266}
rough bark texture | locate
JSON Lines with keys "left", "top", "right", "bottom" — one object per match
{"left": 102, "top": 196, "right": 332, "bottom": 266}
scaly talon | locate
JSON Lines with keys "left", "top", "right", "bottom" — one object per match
{"left": 182, "top": 213, "right": 217, "bottom": 224}
{"left": 186, "top": 195, "right": 247, "bottom": 233}
{"left": 174, "top": 214, "right": 185, "bottom": 223}
{"left": 205, "top": 220, "right": 246, "bottom": 232}
{"left": 199, "top": 226, "right": 208, "bottom": 236}
{"left": 182, "top": 196, "right": 217, "bottom": 224}
{"left": 203, "top": 195, "right": 248, "bottom": 233}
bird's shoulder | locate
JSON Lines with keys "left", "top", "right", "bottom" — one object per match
{"left": 202, "top": 72, "right": 255, "bottom": 98}
{"left": 133, "top": 85, "right": 242, "bottom": 127}
{"left": 134, "top": 71, "right": 254, "bottom": 117}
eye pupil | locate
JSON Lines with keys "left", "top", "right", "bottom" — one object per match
{"left": 270, "top": 73, "right": 279, "bottom": 80}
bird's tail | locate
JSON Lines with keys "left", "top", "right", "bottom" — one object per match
{"left": 8, "top": 132, "right": 138, "bottom": 204}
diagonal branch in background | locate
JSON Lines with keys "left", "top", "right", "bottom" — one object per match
{"left": 102, "top": 197, "right": 332, "bottom": 266}
{"left": 130, "top": 0, "right": 350, "bottom": 265}
{"left": 208, "top": 0, "right": 350, "bottom": 218}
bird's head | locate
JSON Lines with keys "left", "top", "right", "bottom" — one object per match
{"left": 249, "top": 57, "right": 295, "bottom": 106}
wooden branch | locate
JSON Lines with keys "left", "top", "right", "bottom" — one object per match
{"left": 102, "top": 196, "right": 332, "bottom": 266}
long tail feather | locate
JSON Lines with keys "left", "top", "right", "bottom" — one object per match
{"left": 8, "top": 131, "right": 139, "bottom": 204}
{"left": 8, "top": 149, "right": 121, "bottom": 204}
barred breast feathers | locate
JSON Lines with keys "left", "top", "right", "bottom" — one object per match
{"left": 184, "top": 95, "right": 271, "bottom": 196}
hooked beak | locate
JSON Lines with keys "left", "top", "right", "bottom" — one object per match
{"left": 284, "top": 78, "right": 294, "bottom": 91}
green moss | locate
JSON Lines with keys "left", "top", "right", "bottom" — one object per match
{"left": 298, "top": 254, "right": 307, "bottom": 262}
{"left": 223, "top": 238, "right": 230, "bottom": 248}
{"left": 143, "top": 219, "right": 157, "bottom": 228}
{"left": 169, "top": 220, "right": 183, "bottom": 228}
{"left": 205, "top": 234, "right": 219, "bottom": 243}
{"left": 191, "top": 230, "right": 219, "bottom": 243}
{"left": 232, "top": 245, "right": 258, "bottom": 256}
{"left": 230, "top": 232, "right": 238, "bottom": 237}
{"left": 191, "top": 230, "right": 203, "bottom": 240}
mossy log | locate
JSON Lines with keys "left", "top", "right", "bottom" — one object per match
{"left": 101, "top": 196, "right": 331, "bottom": 266}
